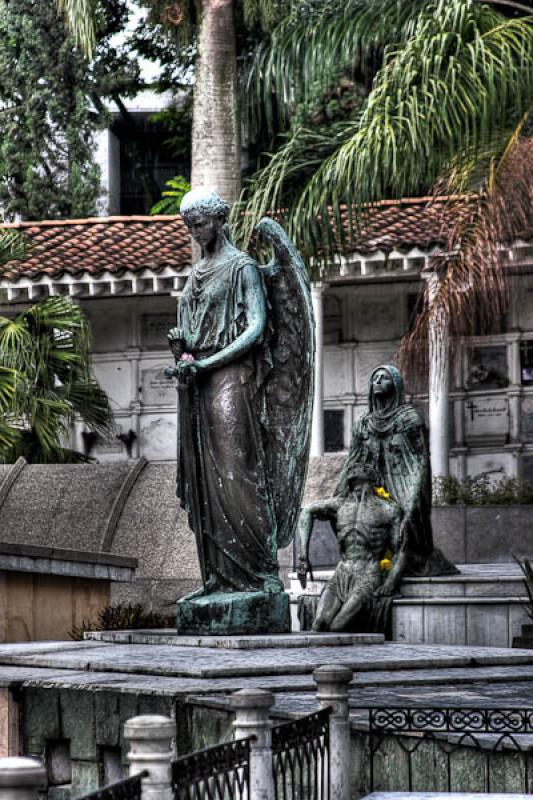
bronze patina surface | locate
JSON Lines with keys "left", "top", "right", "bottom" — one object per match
{"left": 167, "top": 189, "right": 314, "bottom": 635}
{"left": 299, "top": 365, "right": 457, "bottom": 633}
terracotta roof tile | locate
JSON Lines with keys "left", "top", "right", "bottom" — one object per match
{"left": 0, "top": 215, "right": 191, "bottom": 282}
{"left": 2, "top": 199, "right": 532, "bottom": 283}
{"left": 340, "top": 196, "right": 533, "bottom": 255}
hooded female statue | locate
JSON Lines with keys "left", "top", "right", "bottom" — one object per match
{"left": 335, "top": 364, "right": 457, "bottom": 577}
{"left": 167, "top": 189, "right": 314, "bottom": 634}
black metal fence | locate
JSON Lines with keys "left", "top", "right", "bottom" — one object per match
{"left": 272, "top": 708, "right": 330, "bottom": 800}
{"left": 367, "top": 706, "right": 533, "bottom": 794}
{"left": 171, "top": 736, "right": 252, "bottom": 800}
{"left": 76, "top": 773, "right": 146, "bottom": 800}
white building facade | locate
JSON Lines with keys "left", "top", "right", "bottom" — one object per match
{"left": 2, "top": 204, "right": 533, "bottom": 482}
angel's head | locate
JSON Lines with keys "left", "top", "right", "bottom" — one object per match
{"left": 180, "top": 188, "right": 230, "bottom": 250}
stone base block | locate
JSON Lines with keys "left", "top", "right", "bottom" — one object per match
{"left": 176, "top": 590, "right": 291, "bottom": 636}
{"left": 289, "top": 564, "right": 530, "bottom": 647}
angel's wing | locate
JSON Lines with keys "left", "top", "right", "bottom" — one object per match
{"left": 256, "top": 217, "right": 315, "bottom": 550}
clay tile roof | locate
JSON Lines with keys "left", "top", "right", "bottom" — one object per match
{"left": 341, "top": 197, "right": 455, "bottom": 255}
{"left": 0, "top": 215, "right": 191, "bottom": 282}
{"left": 342, "top": 195, "right": 533, "bottom": 255}
{"left": 2, "top": 198, "right": 532, "bottom": 283}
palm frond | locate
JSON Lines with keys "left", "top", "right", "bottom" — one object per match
{"left": 0, "top": 297, "right": 112, "bottom": 462}
{"left": 0, "top": 230, "right": 28, "bottom": 266}
{"left": 232, "top": 122, "right": 353, "bottom": 248}
{"left": 242, "top": 0, "right": 289, "bottom": 31}
{"left": 0, "top": 365, "right": 19, "bottom": 453}
{"left": 398, "top": 131, "right": 533, "bottom": 381}
{"left": 248, "top": 0, "right": 426, "bottom": 133}
{"left": 243, "top": 0, "right": 533, "bottom": 260}
{"left": 56, "top": 0, "right": 96, "bottom": 59}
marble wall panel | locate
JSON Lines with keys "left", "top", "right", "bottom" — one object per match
{"left": 138, "top": 413, "right": 177, "bottom": 461}
{"left": 140, "top": 362, "right": 176, "bottom": 406}
{"left": 391, "top": 604, "right": 424, "bottom": 644}
{"left": 91, "top": 360, "right": 133, "bottom": 410}
{"left": 324, "top": 348, "right": 353, "bottom": 398}
{"left": 423, "top": 604, "right": 466, "bottom": 645}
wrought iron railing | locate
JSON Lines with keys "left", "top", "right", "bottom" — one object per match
{"left": 367, "top": 706, "right": 533, "bottom": 793}
{"left": 271, "top": 708, "right": 330, "bottom": 800}
{"left": 171, "top": 736, "right": 252, "bottom": 800}
{"left": 76, "top": 772, "right": 147, "bottom": 800}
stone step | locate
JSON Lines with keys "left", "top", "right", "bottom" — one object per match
{"left": 289, "top": 563, "right": 531, "bottom": 647}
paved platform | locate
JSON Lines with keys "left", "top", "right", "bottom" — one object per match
{"left": 83, "top": 630, "right": 384, "bottom": 648}
{"left": 2, "top": 639, "right": 533, "bottom": 697}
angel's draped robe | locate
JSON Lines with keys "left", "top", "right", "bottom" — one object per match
{"left": 178, "top": 251, "right": 281, "bottom": 593}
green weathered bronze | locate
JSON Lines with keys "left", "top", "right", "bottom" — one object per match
{"left": 299, "top": 463, "right": 404, "bottom": 632}
{"left": 298, "top": 364, "right": 457, "bottom": 633}
{"left": 167, "top": 188, "right": 314, "bottom": 635}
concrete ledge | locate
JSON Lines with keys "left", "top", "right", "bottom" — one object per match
{"left": 0, "top": 542, "right": 137, "bottom": 582}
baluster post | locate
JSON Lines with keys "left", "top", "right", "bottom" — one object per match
{"left": 124, "top": 715, "right": 175, "bottom": 800}
{"left": 313, "top": 665, "right": 353, "bottom": 800}
{"left": 0, "top": 757, "right": 46, "bottom": 800}
{"left": 232, "top": 688, "right": 275, "bottom": 800}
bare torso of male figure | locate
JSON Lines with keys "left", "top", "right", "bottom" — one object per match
{"left": 298, "top": 474, "right": 405, "bottom": 632}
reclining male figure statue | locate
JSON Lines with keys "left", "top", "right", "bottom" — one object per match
{"left": 298, "top": 463, "right": 406, "bottom": 632}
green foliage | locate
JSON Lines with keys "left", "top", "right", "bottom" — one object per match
{"left": 149, "top": 100, "right": 193, "bottom": 160}
{"left": 69, "top": 602, "right": 175, "bottom": 640}
{"left": 0, "top": 0, "right": 139, "bottom": 221}
{"left": 516, "top": 556, "right": 533, "bottom": 622}
{"left": 57, "top": 0, "right": 97, "bottom": 58}
{"left": 240, "top": 0, "right": 533, "bottom": 260}
{"left": 515, "top": 555, "right": 533, "bottom": 622}
{"left": 433, "top": 474, "right": 533, "bottom": 506}
{"left": 0, "top": 297, "right": 113, "bottom": 463}
{"left": 150, "top": 176, "right": 191, "bottom": 215}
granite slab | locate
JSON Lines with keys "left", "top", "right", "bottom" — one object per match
{"left": 83, "top": 630, "right": 384, "bottom": 648}
{"left": 2, "top": 641, "right": 533, "bottom": 680}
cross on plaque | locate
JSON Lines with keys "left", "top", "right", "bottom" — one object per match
{"left": 466, "top": 400, "right": 477, "bottom": 421}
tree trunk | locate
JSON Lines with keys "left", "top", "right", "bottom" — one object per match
{"left": 191, "top": 0, "right": 241, "bottom": 205}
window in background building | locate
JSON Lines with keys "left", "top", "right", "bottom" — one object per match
{"left": 522, "top": 455, "right": 533, "bottom": 485}
{"left": 466, "top": 345, "right": 509, "bottom": 390}
{"left": 520, "top": 341, "right": 533, "bottom": 386}
{"left": 324, "top": 409, "right": 345, "bottom": 452}
{"left": 114, "top": 113, "right": 189, "bottom": 215}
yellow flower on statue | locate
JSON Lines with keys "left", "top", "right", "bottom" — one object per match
{"left": 380, "top": 549, "right": 393, "bottom": 572}
{"left": 374, "top": 486, "right": 390, "bottom": 499}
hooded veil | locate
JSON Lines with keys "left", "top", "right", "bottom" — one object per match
{"left": 335, "top": 365, "right": 457, "bottom": 577}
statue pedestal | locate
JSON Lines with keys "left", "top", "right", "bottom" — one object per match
{"left": 176, "top": 590, "right": 291, "bottom": 636}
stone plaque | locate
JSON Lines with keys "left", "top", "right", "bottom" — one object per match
{"left": 465, "top": 395, "right": 509, "bottom": 444}
{"left": 141, "top": 314, "right": 176, "bottom": 350}
{"left": 354, "top": 297, "right": 400, "bottom": 341}
{"left": 521, "top": 397, "right": 533, "bottom": 441}
{"left": 467, "top": 345, "right": 508, "bottom": 390}
{"left": 141, "top": 365, "right": 176, "bottom": 405}
{"left": 355, "top": 347, "right": 396, "bottom": 394}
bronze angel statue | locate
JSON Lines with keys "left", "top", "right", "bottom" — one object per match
{"left": 166, "top": 189, "right": 314, "bottom": 634}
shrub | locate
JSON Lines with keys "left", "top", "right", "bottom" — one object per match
{"left": 433, "top": 474, "right": 533, "bottom": 506}
{"left": 70, "top": 602, "right": 175, "bottom": 641}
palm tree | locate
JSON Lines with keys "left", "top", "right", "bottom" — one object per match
{"left": 0, "top": 365, "right": 18, "bottom": 452}
{"left": 0, "top": 296, "right": 113, "bottom": 463}
{"left": 239, "top": 0, "right": 533, "bottom": 251}
{"left": 236, "top": 0, "right": 533, "bottom": 479}
{"left": 58, "top": 0, "right": 285, "bottom": 205}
